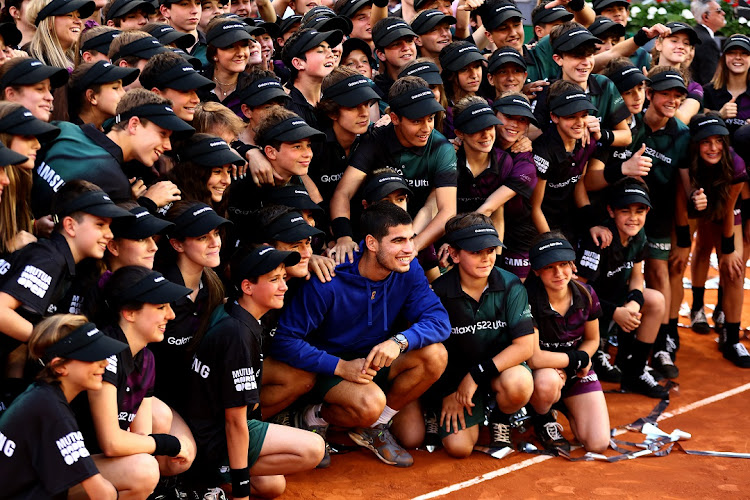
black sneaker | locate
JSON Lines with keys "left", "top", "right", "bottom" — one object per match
{"left": 651, "top": 350, "right": 679, "bottom": 379}
{"left": 621, "top": 367, "right": 669, "bottom": 399}
{"left": 423, "top": 409, "right": 440, "bottom": 450}
{"left": 722, "top": 342, "right": 750, "bottom": 368}
{"left": 488, "top": 421, "right": 512, "bottom": 449}
{"left": 592, "top": 350, "right": 622, "bottom": 383}
{"left": 293, "top": 406, "right": 331, "bottom": 468}
{"left": 714, "top": 310, "right": 726, "bottom": 333}
{"left": 690, "top": 308, "right": 711, "bottom": 334}
{"left": 535, "top": 417, "right": 570, "bottom": 454}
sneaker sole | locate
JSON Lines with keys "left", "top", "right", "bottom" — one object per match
{"left": 347, "top": 431, "right": 412, "bottom": 467}
{"left": 691, "top": 323, "right": 711, "bottom": 334}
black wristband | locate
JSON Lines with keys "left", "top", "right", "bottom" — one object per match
{"left": 149, "top": 433, "right": 181, "bottom": 457}
{"left": 579, "top": 204, "right": 597, "bottom": 229}
{"left": 626, "top": 288, "right": 645, "bottom": 309}
{"left": 722, "top": 235, "right": 735, "bottom": 255}
{"left": 597, "top": 128, "right": 615, "bottom": 148}
{"left": 568, "top": 0, "right": 584, "bottom": 11}
{"left": 330, "top": 217, "right": 353, "bottom": 240}
{"left": 632, "top": 28, "right": 651, "bottom": 47}
{"left": 603, "top": 159, "right": 626, "bottom": 184}
{"left": 675, "top": 225, "right": 691, "bottom": 248}
{"left": 373, "top": 0, "right": 389, "bottom": 7}
{"left": 565, "top": 350, "right": 590, "bottom": 378}
{"left": 469, "top": 360, "right": 500, "bottom": 385}
{"left": 137, "top": 196, "right": 158, "bottom": 214}
{"left": 230, "top": 467, "right": 251, "bottom": 498}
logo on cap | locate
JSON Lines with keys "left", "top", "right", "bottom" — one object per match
{"left": 87, "top": 327, "right": 100, "bottom": 337}
{"left": 348, "top": 78, "right": 367, "bottom": 87}
{"left": 387, "top": 22, "right": 408, "bottom": 30}
{"left": 511, "top": 98, "right": 531, "bottom": 108}
{"left": 223, "top": 23, "right": 244, "bottom": 30}
{"left": 23, "top": 111, "right": 32, "bottom": 117}
{"left": 135, "top": 210, "right": 148, "bottom": 218}
{"left": 474, "top": 227, "right": 495, "bottom": 234}
{"left": 567, "top": 29, "right": 588, "bottom": 37}
{"left": 538, "top": 241, "right": 563, "bottom": 251}
{"left": 192, "top": 206, "right": 212, "bottom": 216}
{"left": 566, "top": 93, "right": 587, "bottom": 100}
{"left": 154, "top": 276, "right": 165, "bottom": 283}
{"left": 291, "top": 120, "right": 305, "bottom": 126}
{"left": 458, "top": 45, "right": 477, "bottom": 53}
{"left": 256, "top": 81, "right": 281, "bottom": 88}
{"left": 471, "top": 106, "right": 491, "bottom": 115}
{"left": 411, "top": 90, "right": 433, "bottom": 100}
{"left": 407, "top": 65, "right": 430, "bottom": 75}
{"left": 494, "top": 5, "right": 516, "bottom": 13}
{"left": 209, "top": 140, "right": 227, "bottom": 147}
{"left": 698, "top": 119, "right": 719, "bottom": 126}
{"left": 290, "top": 216, "right": 304, "bottom": 223}
{"left": 258, "top": 247, "right": 274, "bottom": 255}
{"left": 624, "top": 188, "right": 646, "bottom": 195}
{"left": 30, "top": 61, "right": 41, "bottom": 67}
{"left": 620, "top": 67, "right": 640, "bottom": 76}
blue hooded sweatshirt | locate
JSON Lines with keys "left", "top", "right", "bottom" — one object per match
{"left": 271, "top": 247, "right": 451, "bottom": 375}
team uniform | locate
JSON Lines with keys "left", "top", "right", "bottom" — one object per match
{"left": 0, "top": 382, "right": 99, "bottom": 499}
{"left": 703, "top": 85, "right": 750, "bottom": 139}
{"left": 430, "top": 266, "right": 534, "bottom": 437}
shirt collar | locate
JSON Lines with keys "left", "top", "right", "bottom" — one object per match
{"left": 443, "top": 265, "right": 505, "bottom": 299}
{"left": 50, "top": 232, "right": 77, "bottom": 276}
{"left": 227, "top": 300, "right": 263, "bottom": 328}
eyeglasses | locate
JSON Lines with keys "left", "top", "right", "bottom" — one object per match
{"left": 709, "top": 8, "right": 726, "bottom": 14}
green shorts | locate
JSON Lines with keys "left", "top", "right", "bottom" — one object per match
{"left": 311, "top": 353, "right": 392, "bottom": 401}
{"left": 646, "top": 234, "right": 671, "bottom": 261}
{"left": 247, "top": 419, "right": 269, "bottom": 467}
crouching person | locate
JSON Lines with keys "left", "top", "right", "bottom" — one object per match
{"left": 184, "top": 246, "right": 324, "bottom": 499}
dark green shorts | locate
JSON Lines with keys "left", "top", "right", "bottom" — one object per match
{"left": 646, "top": 234, "right": 671, "bottom": 261}
{"left": 247, "top": 419, "right": 269, "bottom": 467}
{"left": 311, "top": 352, "right": 393, "bottom": 401}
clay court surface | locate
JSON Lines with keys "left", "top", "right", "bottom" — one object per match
{"left": 279, "top": 284, "right": 750, "bottom": 500}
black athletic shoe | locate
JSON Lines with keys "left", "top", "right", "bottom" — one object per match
{"left": 294, "top": 406, "right": 331, "bottom": 468}
{"left": 621, "top": 367, "right": 669, "bottom": 399}
{"left": 423, "top": 409, "right": 440, "bottom": 450}
{"left": 651, "top": 350, "right": 679, "bottom": 379}
{"left": 722, "top": 342, "right": 750, "bottom": 368}
{"left": 690, "top": 308, "right": 711, "bottom": 334}
{"left": 714, "top": 310, "right": 726, "bottom": 333}
{"left": 535, "top": 415, "right": 570, "bottom": 454}
{"left": 592, "top": 349, "right": 622, "bottom": 383}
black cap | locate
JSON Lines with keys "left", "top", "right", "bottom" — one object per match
{"left": 532, "top": 5, "right": 572, "bottom": 25}
{"left": 0, "top": 22, "right": 22, "bottom": 48}
{"left": 410, "top": 9, "right": 456, "bottom": 35}
{"left": 648, "top": 69, "right": 687, "bottom": 93}
{"left": 322, "top": 74, "right": 380, "bottom": 106}
{"left": 170, "top": 47, "right": 202, "bottom": 70}
{"left": 608, "top": 63, "right": 649, "bottom": 93}
{"left": 114, "top": 103, "right": 195, "bottom": 138}
{"left": 283, "top": 28, "right": 344, "bottom": 59}
{"left": 267, "top": 185, "right": 323, "bottom": 211}
{"left": 398, "top": 60, "right": 442, "bottom": 85}
{"left": 487, "top": 46, "right": 526, "bottom": 74}
{"left": 74, "top": 61, "right": 139, "bottom": 90}
{"left": 234, "top": 245, "right": 301, "bottom": 279}
{"left": 54, "top": 189, "right": 134, "bottom": 221}
{"left": 144, "top": 23, "right": 195, "bottom": 49}
{"left": 302, "top": 7, "right": 352, "bottom": 36}
{"left": 336, "top": 0, "right": 372, "bottom": 19}
{"left": 549, "top": 89, "right": 597, "bottom": 116}
{"left": 723, "top": 34, "right": 750, "bottom": 54}
{"left": 266, "top": 211, "right": 324, "bottom": 242}
{"left": 492, "top": 94, "right": 538, "bottom": 127}
{"left": 454, "top": 101, "right": 502, "bottom": 134}
{"left": 588, "top": 16, "right": 625, "bottom": 39}
{"left": 372, "top": 18, "right": 416, "bottom": 49}
{"left": 389, "top": 85, "right": 444, "bottom": 119}
{"left": 111, "top": 206, "right": 174, "bottom": 239}
{"left": 81, "top": 29, "right": 122, "bottom": 54}
{"left": 181, "top": 136, "right": 244, "bottom": 167}
{"left": 552, "top": 26, "right": 601, "bottom": 53}
{"left": 592, "top": 0, "right": 629, "bottom": 13}
{"left": 439, "top": 41, "right": 485, "bottom": 72}
{"left": 170, "top": 202, "right": 231, "bottom": 238}
{"left": 117, "top": 270, "right": 192, "bottom": 304}
{"left": 261, "top": 116, "right": 325, "bottom": 143}
{"left": 41, "top": 322, "right": 128, "bottom": 364}
{"left": 250, "top": 19, "right": 281, "bottom": 39}
{"left": 35, "top": 0, "right": 95, "bottom": 25}
{"left": 111, "top": 35, "right": 167, "bottom": 61}
{"left": 690, "top": 114, "right": 729, "bottom": 142}
{"left": 446, "top": 223, "right": 504, "bottom": 251}
{"left": 0, "top": 106, "right": 60, "bottom": 142}
{"left": 0, "top": 58, "right": 68, "bottom": 89}
{"left": 363, "top": 170, "right": 413, "bottom": 203}
{"left": 240, "top": 77, "right": 291, "bottom": 107}
{"left": 279, "top": 15, "right": 303, "bottom": 36}
{"left": 479, "top": 1, "right": 523, "bottom": 31}
{"left": 105, "top": 0, "right": 155, "bottom": 21}
{"left": 0, "top": 142, "right": 27, "bottom": 166}
{"left": 145, "top": 59, "right": 213, "bottom": 91}
{"left": 610, "top": 182, "right": 652, "bottom": 208}
{"left": 342, "top": 37, "right": 375, "bottom": 66}
{"left": 665, "top": 22, "right": 701, "bottom": 45}
{"left": 529, "top": 237, "right": 575, "bottom": 269}
{"left": 207, "top": 20, "right": 255, "bottom": 48}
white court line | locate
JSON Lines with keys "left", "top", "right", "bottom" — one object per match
{"left": 412, "top": 382, "right": 750, "bottom": 500}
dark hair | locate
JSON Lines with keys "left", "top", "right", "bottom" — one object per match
{"left": 255, "top": 106, "right": 298, "bottom": 149}
{"left": 101, "top": 265, "right": 151, "bottom": 325}
{"left": 439, "top": 41, "right": 478, "bottom": 103}
{"left": 111, "top": 88, "right": 171, "bottom": 131}
{"left": 256, "top": 204, "right": 296, "bottom": 244}
{"left": 360, "top": 201, "right": 412, "bottom": 243}
{"left": 688, "top": 113, "right": 734, "bottom": 222}
{"left": 529, "top": 230, "right": 592, "bottom": 305}
{"left": 549, "top": 21, "right": 597, "bottom": 57}
{"left": 316, "top": 65, "right": 361, "bottom": 126}
{"left": 51, "top": 179, "right": 102, "bottom": 230}
{"left": 444, "top": 212, "right": 493, "bottom": 238}
{"left": 546, "top": 79, "right": 584, "bottom": 112}
{"left": 0, "top": 57, "right": 31, "bottom": 95}
{"left": 107, "top": 30, "right": 152, "bottom": 66}
{"left": 140, "top": 51, "right": 185, "bottom": 90}
{"left": 388, "top": 75, "right": 429, "bottom": 116}
{"left": 281, "top": 27, "right": 311, "bottom": 82}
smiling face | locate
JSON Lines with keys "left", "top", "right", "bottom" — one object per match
{"left": 247, "top": 263, "right": 288, "bottom": 311}
{"left": 71, "top": 214, "right": 114, "bottom": 260}
{"left": 608, "top": 203, "right": 649, "bottom": 242}
{"left": 230, "top": 0, "right": 254, "bottom": 17}
{"left": 161, "top": 88, "right": 200, "bottom": 121}
{"left": 216, "top": 40, "right": 251, "bottom": 73}
{"left": 494, "top": 111, "right": 530, "bottom": 146}
{"left": 350, "top": 6, "right": 372, "bottom": 41}
{"left": 267, "top": 139, "right": 313, "bottom": 179}
{"left": 724, "top": 48, "right": 750, "bottom": 77}
{"left": 64, "top": 358, "right": 110, "bottom": 392}
{"left": 554, "top": 50, "right": 595, "bottom": 85}
{"left": 258, "top": 33, "right": 274, "bottom": 61}
{"left": 206, "top": 164, "right": 232, "bottom": 202}
{"left": 416, "top": 21, "right": 452, "bottom": 56}
{"left": 300, "top": 41, "right": 336, "bottom": 79}
{"left": 93, "top": 80, "right": 126, "bottom": 117}
{"left": 378, "top": 36, "right": 417, "bottom": 71}
{"left": 488, "top": 62, "right": 526, "bottom": 95}
{"left": 7, "top": 81, "right": 54, "bottom": 122}
{"left": 9, "top": 135, "right": 40, "bottom": 169}
{"left": 129, "top": 302, "right": 176, "bottom": 343}
{"left": 655, "top": 32, "right": 691, "bottom": 66}
{"left": 290, "top": 0, "right": 320, "bottom": 14}
{"left": 600, "top": 4, "right": 628, "bottom": 26}
{"left": 647, "top": 88, "right": 685, "bottom": 119}
{"left": 342, "top": 49, "right": 372, "bottom": 78}
{"left": 620, "top": 81, "right": 646, "bottom": 115}
{"left": 333, "top": 102, "right": 371, "bottom": 135}
{"left": 53, "top": 11, "right": 83, "bottom": 50}
{"left": 535, "top": 260, "right": 573, "bottom": 293}
{"left": 130, "top": 119, "right": 172, "bottom": 166}
{"left": 392, "top": 113, "right": 434, "bottom": 148}
{"left": 487, "top": 17, "right": 524, "bottom": 51}
{"left": 372, "top": 223, "right": 415, "bottom": 274}
{"left": 551, "top": 109, "right": 588, "bottom": 142}
{"left": 177, "top": 227, "right": 222, "bottom": 267}
{"left": 107, "top": 236, "right": 159, "bottom": 269}
{"left": 458, "top": 125, "right": 495, "bottom": 154}
{"left": 451, "top": 246, "right": 496, "bottom": 280}
{"left": 698, "top": 135, "right": 724, "bottom": 165}
{"left": 274, "top": 238, "right": 312, "bottom": 278}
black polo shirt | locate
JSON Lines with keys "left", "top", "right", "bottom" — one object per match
{"left": 185, "top": 301, "right": 263, "bottom": 463}
{"left": 309, "top": 127, "right": 363, "bottom": 214}
{"left": 431, "top": 266, "right": 534, "bottom": 394}
{"left": 286, "top": 84, "right": 319, "bottom": 130}
{"left": 0, "top": 382, "right": 99, "bottom": 500}
{"left": 373, "top": 72, "right": 395, "bottom": 101}
{"left": 703, "top": 83, "right": 750, "bottom": 139}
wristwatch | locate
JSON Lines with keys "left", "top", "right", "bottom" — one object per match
{"left": 391, "top": 334, "right": 408, "bottom": 353}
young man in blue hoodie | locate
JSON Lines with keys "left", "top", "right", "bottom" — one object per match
{"left": 271, "top": 202, "right": 450, "bottom": 468}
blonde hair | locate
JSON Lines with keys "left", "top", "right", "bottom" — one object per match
{"left": 193, "top": 101, "right": 245, "bottom": 138}
{"left": 75, "top": 25, "right": 120, "bottom": 66}
{"left": 28, "top": 314, "right": 90, "bottom": 385}
{"left": 0, "top": 102, "right": 33, "bottom": 255}
{"left": 26, "top": 0, "right": 77, "bottom": 69}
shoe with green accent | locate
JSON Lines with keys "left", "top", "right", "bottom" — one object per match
{"left": 348, "top": 423, "right": 413, "bottom": 467}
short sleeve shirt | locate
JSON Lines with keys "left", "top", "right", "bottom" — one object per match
{"left": 0, "top": 382, "right": 99, "bottom": 499}
{"left": 349, "top": 124, "right": 458, "bottom": 213}
{"left": 502, "top": 151, "right": 539, "bottom": 253}
{"left": 703, "top": 84, "right": 750, "bottom": 139}
{"left": 184, "top": 301, "right": 263, "bottom": 463}
{"left": 309, "top": 127, "right": 363, "bottom": 213}
{"left": 431, "top": 266, "right": 534, "bottom": 394}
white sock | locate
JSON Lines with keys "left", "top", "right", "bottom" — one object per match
{"left": 304, "top": 404, "right": 328, "bottom": 427}
{"left": 371, "top": 405, "right": 399, "bottom": 427}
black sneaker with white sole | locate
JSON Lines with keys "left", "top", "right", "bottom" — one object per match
{"left": 651, "top": 350, "right": 679, "bottom": 379}
{"left": 722, "top": 342, "right": 750, "bottom": 368}
{"left": 535, "top": 416, "right": 570, "bottom": 454}
{"left": 621, "top": 367, "right": 669, "bottom": 399}
{"left": 690, "top": 308, "right": 711, "bottom": 334}
{"left": 592, "top": 349, "right": 622, "bottom": 383}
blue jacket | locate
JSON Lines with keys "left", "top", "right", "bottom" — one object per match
{"left": 271, "top": 247, "right": 451, "bottom": 375}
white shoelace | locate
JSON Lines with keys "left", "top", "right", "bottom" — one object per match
{"left": 654, "top": 350, "right": 675, "bottom": 367}
{"left": 691, "top": 309, "right": 708, "bottom": 324}
{"left": 733, "top": 343, "right": 750, "bottom": 357}
{"left": 543, "top": 421, "right": 565, "bottom": 441}
{"left": 491, "top": 422, "right": 511, "bottom": 444}
{"left": 597, "top": 351, "right": 617, "bottom": 371}
{"left": 639, "top": 368, "right": 659, "bottom": 387}
{"left": 425, "top": 414, "right": 439, "bottom": 434}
